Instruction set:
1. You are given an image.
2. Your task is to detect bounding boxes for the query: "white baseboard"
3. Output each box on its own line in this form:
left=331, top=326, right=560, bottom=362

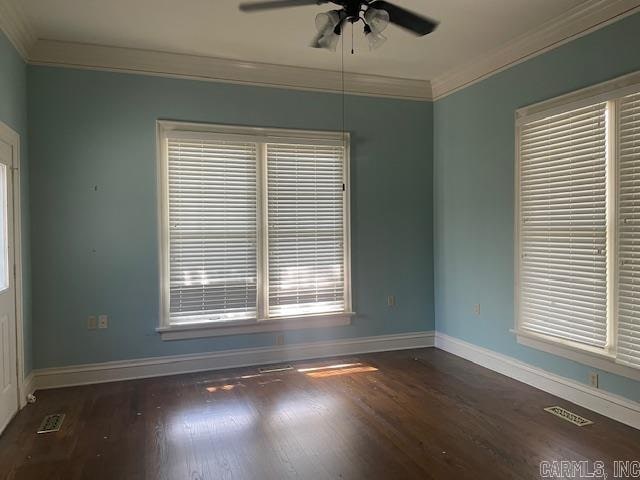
left=20, top=372, right=35, bottom=407
left=435, top=332, right=640, bottom=430
left=31, top=331, right=435, bottom=391
left=31, top=329, right=638, bottom=431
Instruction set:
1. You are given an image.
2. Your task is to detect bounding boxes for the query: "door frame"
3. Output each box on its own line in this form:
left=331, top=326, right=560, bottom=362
left=0, top=122, right=25, bottom=409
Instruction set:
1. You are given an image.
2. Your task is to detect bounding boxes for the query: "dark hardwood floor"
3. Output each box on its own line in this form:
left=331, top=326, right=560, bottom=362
left=0, top=348, right=638, bottom=479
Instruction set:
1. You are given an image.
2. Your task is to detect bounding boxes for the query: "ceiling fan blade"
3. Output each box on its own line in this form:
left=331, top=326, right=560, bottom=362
left=368, top=0, right=438, bottom=36
left=239, top=0, right=328, bottom=12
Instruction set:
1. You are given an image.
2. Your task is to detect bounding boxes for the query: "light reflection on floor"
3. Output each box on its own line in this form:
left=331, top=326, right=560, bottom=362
left=296, top=362, right=363, bottom=373
left=205, top=378, right=284, bottom=393
left=165, top=358, right=379, bottom=443
left=303, top=365, right=379, bottom=378
left=201, top=360, right=379, bottom=395
left=167, top=400, right=257, bottom=441
left=166, top=362, right=378, bottom=443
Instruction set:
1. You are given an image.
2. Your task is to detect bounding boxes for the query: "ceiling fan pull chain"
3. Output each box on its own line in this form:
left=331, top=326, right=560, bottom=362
left=351, top=22, right=354, bottom=54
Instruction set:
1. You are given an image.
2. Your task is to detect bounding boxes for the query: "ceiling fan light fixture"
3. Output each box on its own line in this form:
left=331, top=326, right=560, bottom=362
left=319, top=31, right=340, bottom=51
left=315, top=10, right=340, bottom=32
left=364, top=7, right=389, bottom=34
left=312, top=10, right=342, bottom=50
left=366, top=30, right=387, bottom=50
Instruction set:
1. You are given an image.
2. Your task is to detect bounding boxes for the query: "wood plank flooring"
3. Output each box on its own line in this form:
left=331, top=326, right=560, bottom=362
left=0, top=348, right=638, bottom=479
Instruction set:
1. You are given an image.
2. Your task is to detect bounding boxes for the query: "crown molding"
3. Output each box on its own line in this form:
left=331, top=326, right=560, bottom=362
left=3, top=0, right=639, bottom=102
left=28, top=39, right=433, bottom=101
left=431, top=0, right=640, bottom=100
left=0, top=0, right=36, bottom=60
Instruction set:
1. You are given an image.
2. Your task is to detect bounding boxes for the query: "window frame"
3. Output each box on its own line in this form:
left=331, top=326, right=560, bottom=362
left=156, top=120, right=353, bottom=340
left=514, top=71, right=640, bottom=381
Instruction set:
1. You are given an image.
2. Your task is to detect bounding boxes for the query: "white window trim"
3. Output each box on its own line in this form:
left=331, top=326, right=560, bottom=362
left=513, top=329, right=640, bottom=381
left=156, top=120, right=353, bottom=340
left=513, top=70, right=640, bottom=381
left=157, top=312, right=354, bottom=341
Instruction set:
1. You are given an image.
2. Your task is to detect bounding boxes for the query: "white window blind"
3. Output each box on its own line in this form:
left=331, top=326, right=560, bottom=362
left=267, top=143, right=346, bottom=317
left=167, top=138, right=258, bottom=324
left=617, top=92, right=640, bottom=367
left=519, top=103, right=608, bottom=348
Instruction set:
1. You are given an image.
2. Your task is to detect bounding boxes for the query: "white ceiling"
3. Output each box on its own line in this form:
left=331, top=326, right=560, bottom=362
left=19, top=0, right=587, bottom=81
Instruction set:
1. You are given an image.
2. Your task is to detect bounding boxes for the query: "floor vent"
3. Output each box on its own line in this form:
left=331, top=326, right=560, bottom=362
left=544, top=406, right=593, bottom=426
left=259, top=364, right=294, bottom=374
left=37, top=414, right=65, bottom=434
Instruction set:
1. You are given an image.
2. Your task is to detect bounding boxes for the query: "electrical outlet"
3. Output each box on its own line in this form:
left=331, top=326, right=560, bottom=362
left=276, top=335, right=285, bottom=346
left=387, top=295, right=396, bottom=307
left=589, top=371, right=599, bottom=388
left=98, top=315, right=108, bottom=329
left=473, top=304, right=481, bottom=315
left=87, top=316, right=97, bottom=330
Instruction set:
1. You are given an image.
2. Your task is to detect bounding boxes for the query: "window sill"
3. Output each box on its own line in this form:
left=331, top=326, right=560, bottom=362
left=157, top=312, right=355, bottom=341
left=513, top=329, right=640, bottom=382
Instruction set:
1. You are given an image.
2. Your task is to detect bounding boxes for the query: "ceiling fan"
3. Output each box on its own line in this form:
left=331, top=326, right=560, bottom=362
left=238, top=0, right=439, bottom=51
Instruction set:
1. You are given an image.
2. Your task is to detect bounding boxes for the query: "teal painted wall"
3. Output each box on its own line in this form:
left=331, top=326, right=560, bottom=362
left=27, top=66, right=435, bottom=368
left=434, top=12, right=640, bottom=402
left=0, top=32, right=31, bottom=375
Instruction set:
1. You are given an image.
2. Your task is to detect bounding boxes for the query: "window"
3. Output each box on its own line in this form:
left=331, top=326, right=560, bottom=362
left=157, top=122, right=352, bottom=338
left=515, top=72, right=640, bottom=378
left=617, top=91, right=640, bottom=368
left=266, top=143, right=347, bottom=318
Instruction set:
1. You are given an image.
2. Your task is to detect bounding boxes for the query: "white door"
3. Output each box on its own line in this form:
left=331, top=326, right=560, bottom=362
left=0, top=135, right=17, bottom=434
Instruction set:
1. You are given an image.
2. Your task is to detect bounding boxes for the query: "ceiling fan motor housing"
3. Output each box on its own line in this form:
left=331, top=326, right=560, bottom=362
left=344, top=0, right=367, bottom=22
